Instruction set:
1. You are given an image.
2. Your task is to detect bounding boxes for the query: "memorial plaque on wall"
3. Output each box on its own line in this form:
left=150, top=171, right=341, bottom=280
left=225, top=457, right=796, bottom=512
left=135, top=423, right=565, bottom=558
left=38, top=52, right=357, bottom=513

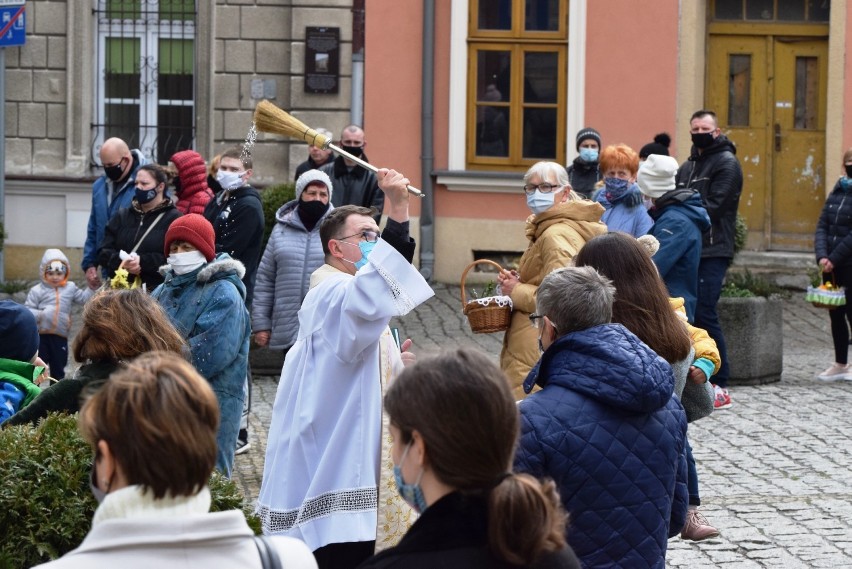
left=305, top=27, right=340, bottom=94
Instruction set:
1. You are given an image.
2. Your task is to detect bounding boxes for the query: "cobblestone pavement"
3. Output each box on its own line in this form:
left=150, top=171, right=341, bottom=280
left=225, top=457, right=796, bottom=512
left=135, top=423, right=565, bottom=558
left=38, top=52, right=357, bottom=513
left=205, top=284, right=852, bottom=566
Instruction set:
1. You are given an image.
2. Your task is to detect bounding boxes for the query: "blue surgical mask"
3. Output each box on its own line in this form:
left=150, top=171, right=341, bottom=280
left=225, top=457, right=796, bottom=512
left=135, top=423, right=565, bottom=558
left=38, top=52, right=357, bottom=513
left=341, top=239, right=376, bottom=270
left=526, top=190, right=556, bottom=215
left=579, top=147, right=599, bottom=162
left=393, top=441, right=428, bottom=514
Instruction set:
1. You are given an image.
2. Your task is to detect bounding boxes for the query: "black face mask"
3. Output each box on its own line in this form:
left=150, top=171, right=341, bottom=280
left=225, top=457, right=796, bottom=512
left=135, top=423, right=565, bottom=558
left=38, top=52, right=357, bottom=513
left=691, top=132, right=715, bottom=150
left=172, top=176, right=182, bottom=196
left=845, top=165, right=852, bottom=178
left=299, top=198, right=330, bottom=223
left=104, top=159, right=125, bottom=182
left=341, top=145, right=364, bottom=158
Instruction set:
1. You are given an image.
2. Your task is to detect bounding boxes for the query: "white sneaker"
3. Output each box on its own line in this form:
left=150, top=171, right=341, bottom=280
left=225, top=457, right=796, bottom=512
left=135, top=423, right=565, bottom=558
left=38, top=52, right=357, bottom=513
left=817, top=363, right=849, bottom=381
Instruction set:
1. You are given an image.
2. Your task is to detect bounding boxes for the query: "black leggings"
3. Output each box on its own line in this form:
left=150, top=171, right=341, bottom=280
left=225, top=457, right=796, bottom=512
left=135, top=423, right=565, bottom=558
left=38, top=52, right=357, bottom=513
left=826, top=265, right=852, bottom=364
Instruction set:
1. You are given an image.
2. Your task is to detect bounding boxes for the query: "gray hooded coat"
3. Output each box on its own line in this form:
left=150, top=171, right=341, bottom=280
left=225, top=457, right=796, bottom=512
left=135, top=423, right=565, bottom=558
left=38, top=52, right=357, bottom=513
left=251, top=199, right=331, bottom=350
left=25, top=249, right=94, bottom=337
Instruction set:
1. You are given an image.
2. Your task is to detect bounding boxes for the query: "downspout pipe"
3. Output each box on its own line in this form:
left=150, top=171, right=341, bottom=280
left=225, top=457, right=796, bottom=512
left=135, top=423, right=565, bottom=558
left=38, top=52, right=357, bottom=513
left=419, top=0, right=435, bottom=281
left=351, top=0, right=365, bottom=126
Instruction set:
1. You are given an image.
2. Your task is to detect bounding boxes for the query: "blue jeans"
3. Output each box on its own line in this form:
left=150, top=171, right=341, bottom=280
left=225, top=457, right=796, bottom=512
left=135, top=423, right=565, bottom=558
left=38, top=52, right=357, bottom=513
left=695, top=257, right=731, bottom=388
left=685, top=435, right=700, bottom=506
left=214, top=389, right=245, bottom=478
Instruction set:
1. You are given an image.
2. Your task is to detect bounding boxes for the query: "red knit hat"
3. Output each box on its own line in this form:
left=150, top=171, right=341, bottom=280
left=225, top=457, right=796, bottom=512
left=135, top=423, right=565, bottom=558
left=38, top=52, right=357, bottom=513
left=164, top=214, right=216, bottom=262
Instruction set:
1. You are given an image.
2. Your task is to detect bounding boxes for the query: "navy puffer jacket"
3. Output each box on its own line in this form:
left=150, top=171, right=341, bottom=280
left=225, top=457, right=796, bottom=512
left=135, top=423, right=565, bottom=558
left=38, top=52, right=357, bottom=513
left=815, top=178, right=852, bottom=268
left=515, top=324, right=688, bottom=569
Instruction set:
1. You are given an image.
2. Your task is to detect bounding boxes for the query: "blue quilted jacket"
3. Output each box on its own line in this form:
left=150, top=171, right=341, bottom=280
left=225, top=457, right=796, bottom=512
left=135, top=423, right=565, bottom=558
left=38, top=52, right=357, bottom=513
left=515, top=324, right=688, bottom=569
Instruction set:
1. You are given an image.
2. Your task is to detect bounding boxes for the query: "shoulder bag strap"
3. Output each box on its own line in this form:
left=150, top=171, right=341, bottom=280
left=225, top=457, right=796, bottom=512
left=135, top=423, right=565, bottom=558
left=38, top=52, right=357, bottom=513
left=129, top=211, right=167, bottom=254
left=253, top=535, right=283, bottom=569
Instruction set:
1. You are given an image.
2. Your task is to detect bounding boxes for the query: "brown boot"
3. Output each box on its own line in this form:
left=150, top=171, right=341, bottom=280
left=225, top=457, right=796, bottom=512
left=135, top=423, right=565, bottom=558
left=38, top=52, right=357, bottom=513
left=681, top=509, right=720, bottom=541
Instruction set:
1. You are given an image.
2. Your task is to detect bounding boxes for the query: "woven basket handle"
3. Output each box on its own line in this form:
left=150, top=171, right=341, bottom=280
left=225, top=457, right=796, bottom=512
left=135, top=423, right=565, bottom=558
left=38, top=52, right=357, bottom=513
left=460, top=259, right=505, bottom=310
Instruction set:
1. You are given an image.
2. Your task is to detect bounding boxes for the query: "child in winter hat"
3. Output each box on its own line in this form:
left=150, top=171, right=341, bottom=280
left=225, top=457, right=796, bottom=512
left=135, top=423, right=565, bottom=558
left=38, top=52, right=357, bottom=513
left=637, top=154, right=680, bottom=200
left=0, top=300, right=46, bottom=422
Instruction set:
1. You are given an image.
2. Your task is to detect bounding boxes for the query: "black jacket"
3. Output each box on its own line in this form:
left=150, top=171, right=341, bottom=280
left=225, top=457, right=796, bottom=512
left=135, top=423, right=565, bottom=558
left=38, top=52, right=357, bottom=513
left=815, top=179, right=852, bottom=268
left=321, top=154, right=384, bottom=222
left=6, top=360, right=119, bottom=426
left=675, top=134, right=743, bottom=259
left=358, top=492, right=580, bottom=569
left=203, top=185, right=265, bottom=308
left=566, top=157, right=601, bottom=200
left=98, top=199, right=182, bottom=291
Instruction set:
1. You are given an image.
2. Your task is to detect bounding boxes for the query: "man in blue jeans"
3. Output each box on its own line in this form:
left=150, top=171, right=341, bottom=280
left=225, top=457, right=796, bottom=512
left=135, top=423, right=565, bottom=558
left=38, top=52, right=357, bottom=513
left=676, top=110, right=743, bottom=409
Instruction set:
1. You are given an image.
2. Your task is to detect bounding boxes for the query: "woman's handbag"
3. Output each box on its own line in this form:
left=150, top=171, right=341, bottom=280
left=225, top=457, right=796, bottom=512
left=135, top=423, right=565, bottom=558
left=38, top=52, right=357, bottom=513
left=460, top=260, right=513, bottom=334
left=806, top=271, right=846, bottom=309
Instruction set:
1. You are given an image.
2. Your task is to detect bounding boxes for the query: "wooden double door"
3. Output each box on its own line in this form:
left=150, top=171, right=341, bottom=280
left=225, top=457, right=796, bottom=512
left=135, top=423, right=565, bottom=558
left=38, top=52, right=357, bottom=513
left=707, top=34, right=827, bottom=251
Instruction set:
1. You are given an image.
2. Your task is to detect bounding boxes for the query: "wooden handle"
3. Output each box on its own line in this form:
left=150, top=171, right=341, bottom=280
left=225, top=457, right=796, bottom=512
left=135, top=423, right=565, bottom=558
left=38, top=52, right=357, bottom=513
left=459, top=259, right=504, bottom=309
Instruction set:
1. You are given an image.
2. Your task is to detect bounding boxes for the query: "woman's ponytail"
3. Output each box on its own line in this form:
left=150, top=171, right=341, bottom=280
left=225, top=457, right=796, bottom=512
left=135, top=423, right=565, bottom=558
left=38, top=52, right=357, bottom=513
left=487, top=473, right=567, bottom=566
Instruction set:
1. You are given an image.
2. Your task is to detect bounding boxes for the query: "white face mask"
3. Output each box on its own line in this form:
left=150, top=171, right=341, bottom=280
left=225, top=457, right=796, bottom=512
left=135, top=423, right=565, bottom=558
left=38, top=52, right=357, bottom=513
left=167, top=250, right=207, bottom=275
left=216, top=170, right=245, bottom=190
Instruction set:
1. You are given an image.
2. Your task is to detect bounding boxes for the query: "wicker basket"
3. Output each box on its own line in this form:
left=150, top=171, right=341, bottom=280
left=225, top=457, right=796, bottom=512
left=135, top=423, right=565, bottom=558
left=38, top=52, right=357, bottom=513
left=807, top=271, right=847, bottom=310
left=460, top=260, right=512, bottom=334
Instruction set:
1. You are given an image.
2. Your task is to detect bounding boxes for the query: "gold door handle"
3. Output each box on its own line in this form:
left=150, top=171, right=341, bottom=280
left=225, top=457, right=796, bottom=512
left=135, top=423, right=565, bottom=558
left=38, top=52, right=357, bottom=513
left=775, top=123, right=781, bottom=151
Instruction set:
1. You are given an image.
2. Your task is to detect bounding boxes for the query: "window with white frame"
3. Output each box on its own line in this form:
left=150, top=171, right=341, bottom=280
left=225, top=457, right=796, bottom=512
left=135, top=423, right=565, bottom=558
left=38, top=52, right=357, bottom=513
left=92, top=0, right=196, bottom=164
left=467, top=0, right=568, bottom=171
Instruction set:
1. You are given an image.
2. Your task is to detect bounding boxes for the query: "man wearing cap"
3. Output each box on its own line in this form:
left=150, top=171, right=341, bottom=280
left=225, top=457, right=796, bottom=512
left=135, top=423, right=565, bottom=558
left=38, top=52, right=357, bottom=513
left=0, top=300, right=47, bottom=424
left=253, top=170, right=333, bottom=355
left=152, top=214, right=251, bottom=477
left=638, top=154, right=711, bottom=321
left=294, top=127, right=334, bottom=181
left=566, top=127, right=602, bottom=199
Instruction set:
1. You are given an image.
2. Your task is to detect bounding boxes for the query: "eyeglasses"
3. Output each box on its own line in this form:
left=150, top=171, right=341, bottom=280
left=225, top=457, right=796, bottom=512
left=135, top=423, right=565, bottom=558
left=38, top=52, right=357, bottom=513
left=523, top=183, right=560, bottom=195
left=336, top=230, right=380, bottom=243
left=529, top=313, right=545, bottom=329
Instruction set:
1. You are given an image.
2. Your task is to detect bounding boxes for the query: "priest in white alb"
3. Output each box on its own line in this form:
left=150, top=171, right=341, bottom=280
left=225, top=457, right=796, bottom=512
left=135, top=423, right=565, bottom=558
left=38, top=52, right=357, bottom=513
left=256, top=168, right=434, bottom=569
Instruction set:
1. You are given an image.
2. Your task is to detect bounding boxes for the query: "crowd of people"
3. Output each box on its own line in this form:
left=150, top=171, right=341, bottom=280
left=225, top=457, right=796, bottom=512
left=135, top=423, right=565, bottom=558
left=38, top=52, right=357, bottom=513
left=1, top=107, right=811, bottom=568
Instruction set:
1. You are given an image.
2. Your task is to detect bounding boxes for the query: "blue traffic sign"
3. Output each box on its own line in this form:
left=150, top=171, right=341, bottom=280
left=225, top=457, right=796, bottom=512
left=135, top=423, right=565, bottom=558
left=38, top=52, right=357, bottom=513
left=0, top=5, right=25, bottom=48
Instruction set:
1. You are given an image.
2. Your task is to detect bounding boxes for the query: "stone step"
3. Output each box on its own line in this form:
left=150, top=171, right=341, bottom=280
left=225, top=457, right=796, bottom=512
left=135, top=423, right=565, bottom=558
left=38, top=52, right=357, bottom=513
left=731, top=251, right=815, bottom=290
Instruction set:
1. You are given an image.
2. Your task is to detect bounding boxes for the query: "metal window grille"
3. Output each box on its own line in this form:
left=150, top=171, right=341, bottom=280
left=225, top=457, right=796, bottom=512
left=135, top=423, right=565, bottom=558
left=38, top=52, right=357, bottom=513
left=91, top=0, right=196, bottom=167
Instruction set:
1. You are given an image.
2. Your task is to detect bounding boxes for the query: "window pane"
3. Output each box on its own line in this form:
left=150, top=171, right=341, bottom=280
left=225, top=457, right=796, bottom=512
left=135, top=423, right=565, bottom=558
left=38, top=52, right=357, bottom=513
left=807, top=0, right=830, bottom=21
left=523, top=107, right=557, bottom=159
left=106, top=0, right=141, bottom=19
left=158, top=105, right=194, bottom=161
left=714, top=0, right=743, bottom=19
left=105, top=104, right=140, bottom=146
left=746, top=0, right=774, bottom=19
left=794, top=56, right=819, bottom=129
left=478, top=0, right=512, bottom=30
left=476, top=105, right=509, bottom=157
left=105, top=38, right=140, bottom=98
left=525, top=0, right=559, bottom=31
left=159, top=0, right=196, bottom=21
left=476, top=51, right=511, bottom=104
left=524, top=51, right=558, bottom=103
left=159, top=39, right=194, bottom=100
left=778, top=1, right=806, bottom=20
left=728, top=55, right=751, bottom=126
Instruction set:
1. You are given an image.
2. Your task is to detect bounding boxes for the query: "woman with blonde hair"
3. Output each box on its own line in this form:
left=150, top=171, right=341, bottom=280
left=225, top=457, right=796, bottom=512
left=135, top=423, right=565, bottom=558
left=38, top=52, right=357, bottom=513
left=358, top=349, right=579, bottom=569
left=36, top=351, right=316, bottom=568
left=497, top=161, right=607, bottom=397
left=6, top=289, right=186, bottom=426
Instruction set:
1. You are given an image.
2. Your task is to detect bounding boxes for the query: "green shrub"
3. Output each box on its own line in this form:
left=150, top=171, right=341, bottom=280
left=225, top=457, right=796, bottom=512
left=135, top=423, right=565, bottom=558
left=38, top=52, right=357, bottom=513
left=0, top=414, right=259, bottom=567
left=0, top=279, right=33, bottom=294
left=260, top=183, right=296, bottom=249
left=721, top=268, right=786, bottom=298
